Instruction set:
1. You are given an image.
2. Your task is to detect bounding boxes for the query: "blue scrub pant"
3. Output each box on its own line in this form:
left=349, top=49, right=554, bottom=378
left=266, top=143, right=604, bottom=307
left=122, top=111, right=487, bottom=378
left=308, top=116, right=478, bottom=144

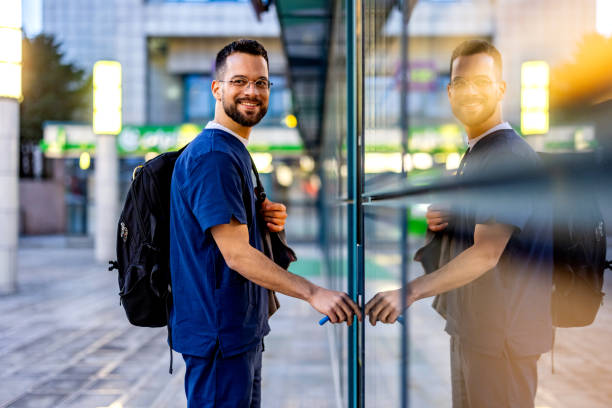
left=182, top=341, right=263, bottom=408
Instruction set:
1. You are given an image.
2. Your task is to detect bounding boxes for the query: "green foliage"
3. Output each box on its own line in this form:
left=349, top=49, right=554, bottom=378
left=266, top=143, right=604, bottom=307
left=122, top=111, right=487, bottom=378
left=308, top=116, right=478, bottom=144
left=20, top=34, right=91, bottom=144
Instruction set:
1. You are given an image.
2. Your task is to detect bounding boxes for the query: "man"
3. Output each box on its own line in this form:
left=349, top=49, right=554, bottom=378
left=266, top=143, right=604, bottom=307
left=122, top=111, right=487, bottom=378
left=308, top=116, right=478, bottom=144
left=365, top=40, right=553, bottom=407
left=169, top=39, right=361, bottom=407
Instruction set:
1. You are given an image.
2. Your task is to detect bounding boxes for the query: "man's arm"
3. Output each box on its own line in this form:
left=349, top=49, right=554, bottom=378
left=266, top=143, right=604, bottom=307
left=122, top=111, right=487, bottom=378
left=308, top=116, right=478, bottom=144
left=365, top=222, right=514, bottom=325
left=211, top=218, right=362, bottom=325
left=410, top=222, right=514, bottom=298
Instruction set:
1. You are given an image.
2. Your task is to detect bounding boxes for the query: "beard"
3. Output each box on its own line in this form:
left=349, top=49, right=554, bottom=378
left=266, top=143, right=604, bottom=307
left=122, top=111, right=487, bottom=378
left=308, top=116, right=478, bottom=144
left=222, top=95, right=268, bottom=127
left=451, top=97, right=497, bottom=127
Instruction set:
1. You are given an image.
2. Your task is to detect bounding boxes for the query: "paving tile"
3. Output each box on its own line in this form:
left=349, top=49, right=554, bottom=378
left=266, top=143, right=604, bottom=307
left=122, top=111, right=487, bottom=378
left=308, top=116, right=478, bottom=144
left=60, top=392, right=121, bottom=408
left=36, top=378, right=90, bottom=393
left=2, top=238, right=610, bottom=408
left=57, top=364, right=104, bottom=379
left=6, top=393, right=67, bottom=408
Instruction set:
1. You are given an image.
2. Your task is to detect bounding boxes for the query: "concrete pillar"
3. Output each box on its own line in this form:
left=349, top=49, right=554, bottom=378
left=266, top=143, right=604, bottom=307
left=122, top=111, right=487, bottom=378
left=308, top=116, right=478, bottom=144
left=0, top=98, right=19, bottom=294
left=94, top=134, right=119, bottom=263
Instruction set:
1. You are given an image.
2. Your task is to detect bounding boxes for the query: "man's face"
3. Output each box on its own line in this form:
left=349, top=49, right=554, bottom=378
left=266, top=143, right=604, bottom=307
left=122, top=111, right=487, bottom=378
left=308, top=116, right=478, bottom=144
left=213, top=52, right=269, bottom=127
left=447, top=53, right=505, bottom=127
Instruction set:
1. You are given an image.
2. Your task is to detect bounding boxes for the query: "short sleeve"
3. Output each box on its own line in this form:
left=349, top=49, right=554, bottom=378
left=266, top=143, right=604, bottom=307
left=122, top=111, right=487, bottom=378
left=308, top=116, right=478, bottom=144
left=183, top=151, right=247, bottom=233
left=472, top=151, right=535, bottom=231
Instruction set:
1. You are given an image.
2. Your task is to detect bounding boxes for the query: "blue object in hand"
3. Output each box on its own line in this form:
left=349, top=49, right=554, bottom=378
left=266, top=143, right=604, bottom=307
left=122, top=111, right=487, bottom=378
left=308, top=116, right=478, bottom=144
left=318, top=315, right=404, bottom=325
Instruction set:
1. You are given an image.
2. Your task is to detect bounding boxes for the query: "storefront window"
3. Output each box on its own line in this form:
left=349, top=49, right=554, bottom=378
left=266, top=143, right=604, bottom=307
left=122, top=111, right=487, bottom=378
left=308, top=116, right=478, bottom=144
left=320, top=0, right=612, bottom=406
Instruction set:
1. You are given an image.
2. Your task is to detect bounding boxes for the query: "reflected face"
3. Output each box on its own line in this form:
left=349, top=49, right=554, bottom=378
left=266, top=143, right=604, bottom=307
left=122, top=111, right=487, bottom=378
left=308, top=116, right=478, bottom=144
left=448, top=53, right=505, bottom=127
left=216, top=52, right=269, bottom=127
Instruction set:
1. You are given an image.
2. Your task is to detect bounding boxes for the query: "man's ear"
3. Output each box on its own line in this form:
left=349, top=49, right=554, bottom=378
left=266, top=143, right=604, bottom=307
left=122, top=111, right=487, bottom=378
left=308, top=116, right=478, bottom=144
left=497, top=80, right=507, bottom=99
left=447, top=83, right=452, bottom=101
left=211, top=80, right=222, bottom=101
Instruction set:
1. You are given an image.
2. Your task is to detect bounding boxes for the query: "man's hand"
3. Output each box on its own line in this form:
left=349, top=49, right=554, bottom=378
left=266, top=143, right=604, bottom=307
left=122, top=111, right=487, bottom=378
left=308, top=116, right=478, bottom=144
left=426, top=204, right=450, bottom=232
left=309, top=287, right=362, bottom=326
left=260, top=198, right=287, bottom=232
left=365, top=288, right=415, bottom=326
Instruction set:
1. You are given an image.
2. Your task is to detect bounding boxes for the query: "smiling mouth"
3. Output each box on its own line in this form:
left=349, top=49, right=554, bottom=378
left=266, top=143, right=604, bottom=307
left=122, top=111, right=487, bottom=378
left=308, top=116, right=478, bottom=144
left=461, top=102, right=483, bottom=109
left=238, top=100, right=260, bottom=108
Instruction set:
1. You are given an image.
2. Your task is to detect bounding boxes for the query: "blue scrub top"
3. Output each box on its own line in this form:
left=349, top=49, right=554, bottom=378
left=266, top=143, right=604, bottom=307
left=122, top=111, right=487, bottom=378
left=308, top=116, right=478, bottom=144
left=445, top=129, right=554, bottom=357
left=169, top=128, right=270, bottom=358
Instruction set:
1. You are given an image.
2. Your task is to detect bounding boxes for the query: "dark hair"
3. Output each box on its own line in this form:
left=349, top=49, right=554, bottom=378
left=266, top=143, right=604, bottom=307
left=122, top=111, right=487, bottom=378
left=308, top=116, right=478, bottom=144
left=215, top=39, right=269, bottom=79
left=449, top=39, right=502, bottom=79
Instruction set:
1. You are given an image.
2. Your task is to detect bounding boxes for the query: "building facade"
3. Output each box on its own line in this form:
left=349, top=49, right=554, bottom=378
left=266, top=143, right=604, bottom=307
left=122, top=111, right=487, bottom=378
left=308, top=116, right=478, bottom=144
left=34, top=0, right=316, bottom=238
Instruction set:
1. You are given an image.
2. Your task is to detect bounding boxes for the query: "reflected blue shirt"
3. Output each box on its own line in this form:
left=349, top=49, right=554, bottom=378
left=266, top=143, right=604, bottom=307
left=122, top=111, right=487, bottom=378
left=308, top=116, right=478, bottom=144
left=169, top=128, right=269, bottom=358
left=445, top=129, right=554, bottom=357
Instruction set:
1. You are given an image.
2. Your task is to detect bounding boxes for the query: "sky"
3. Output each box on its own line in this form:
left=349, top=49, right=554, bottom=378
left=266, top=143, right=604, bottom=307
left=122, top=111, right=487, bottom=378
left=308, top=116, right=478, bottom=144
left=597, top=0, right=612, bottom=37
left=22, top=0, right=42, bottom=37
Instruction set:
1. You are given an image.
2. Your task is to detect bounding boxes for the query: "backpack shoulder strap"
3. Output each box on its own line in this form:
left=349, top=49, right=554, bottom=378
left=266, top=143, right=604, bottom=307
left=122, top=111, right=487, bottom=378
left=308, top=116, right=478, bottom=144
left=249, top=154, right=266, bottom=205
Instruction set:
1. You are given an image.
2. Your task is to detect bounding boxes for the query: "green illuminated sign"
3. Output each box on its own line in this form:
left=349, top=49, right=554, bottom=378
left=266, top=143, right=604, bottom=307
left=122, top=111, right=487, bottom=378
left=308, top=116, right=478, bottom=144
left=41, top=122, right=304, bottom=157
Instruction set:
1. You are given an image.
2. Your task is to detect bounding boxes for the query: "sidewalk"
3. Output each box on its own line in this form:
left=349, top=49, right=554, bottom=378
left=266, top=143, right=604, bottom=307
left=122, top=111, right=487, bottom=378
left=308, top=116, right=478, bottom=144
left=0, top=238, right=336, bottom=408
left=1, top=236, right=611, bottom=407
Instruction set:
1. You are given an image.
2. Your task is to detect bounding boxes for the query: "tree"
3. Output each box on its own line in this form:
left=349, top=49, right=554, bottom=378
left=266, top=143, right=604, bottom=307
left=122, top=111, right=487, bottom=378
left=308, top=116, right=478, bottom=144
left=20, top=34, right=91, bottom=145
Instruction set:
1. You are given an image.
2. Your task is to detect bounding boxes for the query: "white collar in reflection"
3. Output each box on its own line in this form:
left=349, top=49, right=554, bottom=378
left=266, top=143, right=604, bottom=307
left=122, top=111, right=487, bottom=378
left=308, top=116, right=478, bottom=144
left=467, top=122, right=512, bottom=149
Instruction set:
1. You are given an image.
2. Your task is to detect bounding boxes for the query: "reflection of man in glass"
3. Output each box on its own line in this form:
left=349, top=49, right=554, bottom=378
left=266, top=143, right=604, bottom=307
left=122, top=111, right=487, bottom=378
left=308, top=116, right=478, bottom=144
left=366, top=40, right=553, bottom=408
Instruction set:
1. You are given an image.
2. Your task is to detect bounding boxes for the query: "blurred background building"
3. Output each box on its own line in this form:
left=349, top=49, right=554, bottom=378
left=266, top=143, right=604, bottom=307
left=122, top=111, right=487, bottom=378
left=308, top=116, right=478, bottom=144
left=22, top=0, right=317, bottom=242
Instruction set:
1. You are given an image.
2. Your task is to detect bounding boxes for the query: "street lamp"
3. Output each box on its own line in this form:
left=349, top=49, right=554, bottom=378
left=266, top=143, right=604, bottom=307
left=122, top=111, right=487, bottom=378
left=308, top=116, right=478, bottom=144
left=0, top=1, right=22, bottom=99
left=93, top=61, right=122, bottom=262
left=93, top=61, right=122, bottom=135
left=0, top=0, right=22, bottom=294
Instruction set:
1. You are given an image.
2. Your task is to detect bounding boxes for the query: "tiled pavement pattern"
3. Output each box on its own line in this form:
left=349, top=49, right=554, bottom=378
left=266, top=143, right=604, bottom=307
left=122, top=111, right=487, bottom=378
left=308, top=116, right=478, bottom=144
left=0, top=238, right=336, bottom=408
left=1, top=237, right=611, bottom=407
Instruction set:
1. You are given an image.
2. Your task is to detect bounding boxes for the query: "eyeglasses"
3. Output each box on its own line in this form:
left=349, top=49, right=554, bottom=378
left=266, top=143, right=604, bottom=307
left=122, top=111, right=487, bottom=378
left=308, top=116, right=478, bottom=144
left=218, top=76, right=273, bottom=90
left=449, top=77, right=495, bottom=91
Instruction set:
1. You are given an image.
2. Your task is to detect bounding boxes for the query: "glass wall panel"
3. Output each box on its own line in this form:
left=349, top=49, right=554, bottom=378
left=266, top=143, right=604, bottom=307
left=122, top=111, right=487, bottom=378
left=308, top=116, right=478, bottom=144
left=363, top=1, right=405, bottom=195
left=321, top=0, right=350, bottom=405
left=321, top=0, right=612, bottom=406
left=362, top=2, right=407, bottom=407
left=364, top=198, right=459, bottom=407
left=363, top=204, right=403, bottom=407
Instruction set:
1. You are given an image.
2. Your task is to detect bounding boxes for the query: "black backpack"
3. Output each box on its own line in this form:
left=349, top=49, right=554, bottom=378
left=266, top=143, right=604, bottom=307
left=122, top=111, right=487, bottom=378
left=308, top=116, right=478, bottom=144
left=109, top=145, right=186, bottom=372
left=110, top=146, right=187, bottom=328
left=541, top=152, right=610, bottom=327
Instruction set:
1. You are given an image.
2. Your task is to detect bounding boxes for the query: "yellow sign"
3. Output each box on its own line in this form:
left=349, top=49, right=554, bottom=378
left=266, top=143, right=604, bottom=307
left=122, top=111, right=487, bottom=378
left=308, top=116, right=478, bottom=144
left=93, top=61, right=122, bottom=135
left=79, top=152, right=91, bottom=170
left=521, top=61, right=549, bottom=135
